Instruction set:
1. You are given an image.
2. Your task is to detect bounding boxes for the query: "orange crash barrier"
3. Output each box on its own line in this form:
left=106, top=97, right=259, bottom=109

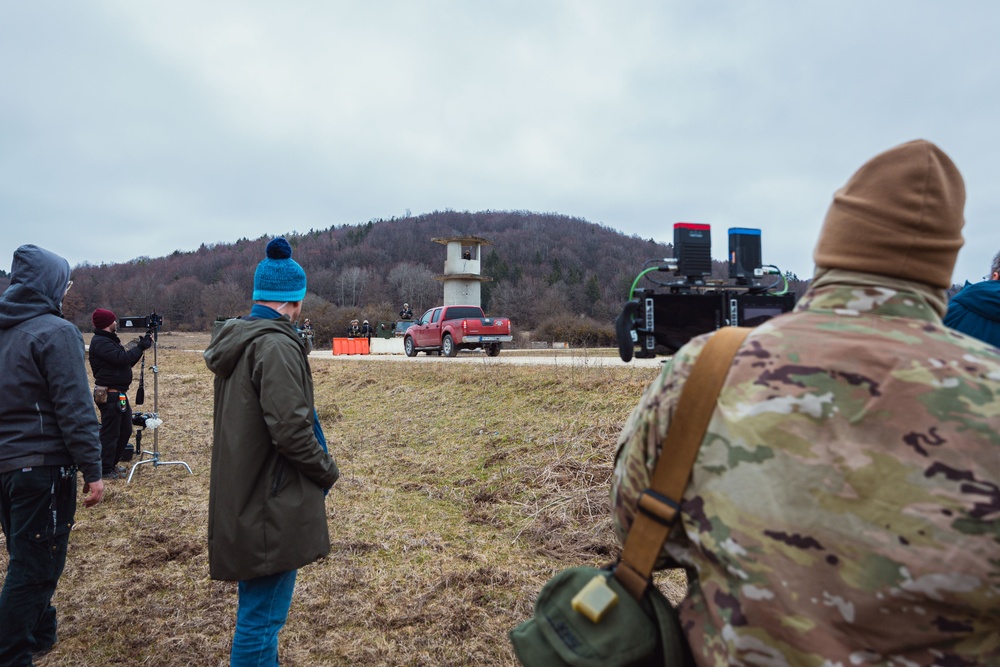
left=332, top=337, right=370, bottom=355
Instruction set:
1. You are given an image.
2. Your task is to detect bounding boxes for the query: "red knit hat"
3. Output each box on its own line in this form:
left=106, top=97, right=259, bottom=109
left=92, top=308, right=117, bottom=329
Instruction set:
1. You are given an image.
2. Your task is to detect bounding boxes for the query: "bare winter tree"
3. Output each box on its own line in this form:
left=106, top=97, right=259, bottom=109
left=387, top=263, right=439, bottom=313
left=202, top=282, right=248, bottom=321
left=412, top=271, right=441, bottom=313
left=164, top=277, right=205, bottom=329
left=117, top=275, right=162, bottom=316
left=309, top=268, right=338, bottom=302
left=336, top=266, right=369, bottom=307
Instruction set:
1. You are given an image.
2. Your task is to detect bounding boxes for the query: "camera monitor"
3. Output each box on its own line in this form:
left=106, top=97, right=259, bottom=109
left=629, top=290, right=797, bottom=357
left=736, top=293, right=797, bottom=327
left=637, top=292, right=725, bottom=355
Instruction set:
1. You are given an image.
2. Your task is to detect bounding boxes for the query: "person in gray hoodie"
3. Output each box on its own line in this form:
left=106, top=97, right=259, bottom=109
left=0, top=244, right=104, bottom=665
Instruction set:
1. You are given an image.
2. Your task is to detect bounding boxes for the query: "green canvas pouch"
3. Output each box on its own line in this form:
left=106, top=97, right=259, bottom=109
left=509, top=567, right=688, bottom=667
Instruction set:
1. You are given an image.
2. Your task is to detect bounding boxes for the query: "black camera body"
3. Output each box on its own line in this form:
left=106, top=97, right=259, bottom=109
left=618, top=289, right=796, bottom=360
left=119, top=312, right=162, bottom=332
left=616, top=224, right=797, bottom=361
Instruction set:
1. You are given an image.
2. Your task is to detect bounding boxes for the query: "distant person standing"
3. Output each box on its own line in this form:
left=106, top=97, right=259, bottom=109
left=347, top=319, right=362, bottom=337
left=944, top=250, right=1000, bottom=347
left=399, top=303, right=413, bottom=320
left=0, top=245, right=104, bottom=664
left=89, top=308, right=151, bottom=479
left=204, top=238, right=339, bottom=666
left=360, top=319, right=372, bottom=339
left=298, top=318, right=315, bottom=352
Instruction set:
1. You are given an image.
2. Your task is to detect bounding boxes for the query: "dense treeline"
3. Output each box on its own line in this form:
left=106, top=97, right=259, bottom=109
left=6, top=211, right=812, bottom=347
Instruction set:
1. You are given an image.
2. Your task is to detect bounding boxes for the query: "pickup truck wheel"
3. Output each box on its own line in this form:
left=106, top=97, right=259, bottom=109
left=404, top=336, right=417, bottom=357
left=486, top=343, right=501, bottom=357
left=442, top=334, right=457, bottom=357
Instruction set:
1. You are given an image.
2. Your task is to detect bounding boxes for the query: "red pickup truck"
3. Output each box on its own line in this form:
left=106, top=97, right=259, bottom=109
left=404, top=305, right=513, bottom=357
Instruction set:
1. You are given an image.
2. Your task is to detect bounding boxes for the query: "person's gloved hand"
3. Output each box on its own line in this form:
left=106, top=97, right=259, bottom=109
left=138, top=334, right=153, bottom=350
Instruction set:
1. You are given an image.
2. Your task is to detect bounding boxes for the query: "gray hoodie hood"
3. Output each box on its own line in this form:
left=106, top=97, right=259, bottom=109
left=0, top=244, right=100, bottom=482
left=0, top=245, right=71, bottom=330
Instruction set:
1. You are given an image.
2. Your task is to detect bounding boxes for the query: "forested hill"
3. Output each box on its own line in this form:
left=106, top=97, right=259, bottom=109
left=43, top=210, right=744, bottom=343
left=52, top=211, right=680, bottom=336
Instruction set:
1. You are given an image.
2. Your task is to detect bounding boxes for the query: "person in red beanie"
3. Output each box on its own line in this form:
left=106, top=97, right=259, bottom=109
left=89, top=308, right=151, bottom=479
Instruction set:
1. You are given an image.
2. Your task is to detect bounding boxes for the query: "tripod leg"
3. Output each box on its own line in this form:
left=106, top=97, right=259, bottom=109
left=126, top=458, right=155, bottom=484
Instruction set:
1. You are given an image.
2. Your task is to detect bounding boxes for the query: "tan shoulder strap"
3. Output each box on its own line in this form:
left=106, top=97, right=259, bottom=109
left=614, top=326, right=751, bottom=600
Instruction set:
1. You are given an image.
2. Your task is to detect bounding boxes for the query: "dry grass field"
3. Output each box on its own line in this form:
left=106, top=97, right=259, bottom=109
left=4, top=333, right=687, bottom=666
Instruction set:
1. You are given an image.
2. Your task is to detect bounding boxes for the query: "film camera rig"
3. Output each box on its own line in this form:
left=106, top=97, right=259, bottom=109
left=616, top=224, right=797, bottom=362
left=117, top=311, right=192, bottom=482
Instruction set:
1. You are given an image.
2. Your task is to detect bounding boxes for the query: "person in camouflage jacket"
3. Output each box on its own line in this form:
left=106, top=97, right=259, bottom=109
left=611, top=140, right=1000, bottom=665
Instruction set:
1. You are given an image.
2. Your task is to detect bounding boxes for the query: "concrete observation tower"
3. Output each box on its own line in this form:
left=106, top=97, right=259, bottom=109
left=432, top=236, right=492, bottom=307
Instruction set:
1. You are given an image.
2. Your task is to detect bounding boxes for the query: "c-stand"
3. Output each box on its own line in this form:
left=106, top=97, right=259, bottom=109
left=118, top=313, right=193, bottom=483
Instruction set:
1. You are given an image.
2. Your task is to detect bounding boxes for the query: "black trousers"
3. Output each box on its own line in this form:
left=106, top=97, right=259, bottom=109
left=0, top=465, right=77, bottom=666
left=98, top=393, right=132, bottom=473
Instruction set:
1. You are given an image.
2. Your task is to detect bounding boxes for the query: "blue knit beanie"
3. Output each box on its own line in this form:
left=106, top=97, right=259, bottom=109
left=253, top=238, right=307, bottom=301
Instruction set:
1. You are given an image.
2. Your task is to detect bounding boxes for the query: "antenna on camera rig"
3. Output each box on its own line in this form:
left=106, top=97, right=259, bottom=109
left=116, top=312, right=193, bottom=483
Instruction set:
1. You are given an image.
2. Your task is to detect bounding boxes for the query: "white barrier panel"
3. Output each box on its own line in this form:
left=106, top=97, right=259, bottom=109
left=369, top=337, right=405, bottom=355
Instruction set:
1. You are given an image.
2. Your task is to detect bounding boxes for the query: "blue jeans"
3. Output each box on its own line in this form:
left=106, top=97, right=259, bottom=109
left=230, top=570, right=298, bottom=667
left=0, top=466, right=77, bottom=667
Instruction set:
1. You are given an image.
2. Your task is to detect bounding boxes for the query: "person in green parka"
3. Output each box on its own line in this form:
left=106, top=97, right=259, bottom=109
left=204, top=237, right=339, bottom=667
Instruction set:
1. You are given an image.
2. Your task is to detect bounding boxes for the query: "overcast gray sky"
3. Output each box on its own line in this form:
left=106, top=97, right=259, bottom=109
left=2, top=1, right=998, bottom=284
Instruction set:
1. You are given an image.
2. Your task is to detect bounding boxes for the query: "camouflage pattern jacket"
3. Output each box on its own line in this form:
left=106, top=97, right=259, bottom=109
left=611, top=273, right=1000, bottom=666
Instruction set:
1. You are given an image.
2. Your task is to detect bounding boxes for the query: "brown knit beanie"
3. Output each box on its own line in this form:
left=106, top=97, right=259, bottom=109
left=813, top=139, right=965, bottom=289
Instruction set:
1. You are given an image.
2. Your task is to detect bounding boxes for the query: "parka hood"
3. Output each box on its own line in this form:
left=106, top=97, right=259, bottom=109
left=203, top=316, right=303, bottom=379
left=0, top=245, right=72, bottom=330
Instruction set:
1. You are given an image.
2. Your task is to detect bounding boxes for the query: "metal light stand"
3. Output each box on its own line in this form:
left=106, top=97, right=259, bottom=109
left=127, top=323, right=193, bottom=483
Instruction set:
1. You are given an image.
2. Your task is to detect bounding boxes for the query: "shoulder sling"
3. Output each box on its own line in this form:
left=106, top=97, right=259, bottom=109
left=614, top=326, right=751, bottom=599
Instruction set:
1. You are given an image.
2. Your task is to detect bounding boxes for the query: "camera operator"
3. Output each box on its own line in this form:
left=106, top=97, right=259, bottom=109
left=89, top=308, right=151, bottom=479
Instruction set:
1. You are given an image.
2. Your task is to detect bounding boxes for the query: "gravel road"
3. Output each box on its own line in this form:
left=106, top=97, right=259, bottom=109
left=308, top=350, right=666, bottom=368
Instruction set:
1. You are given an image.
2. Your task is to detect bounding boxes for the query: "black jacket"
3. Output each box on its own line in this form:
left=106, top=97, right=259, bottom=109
left=0, top=245, right=102, bottom=482
left=89, top=328, right=144, bottom=392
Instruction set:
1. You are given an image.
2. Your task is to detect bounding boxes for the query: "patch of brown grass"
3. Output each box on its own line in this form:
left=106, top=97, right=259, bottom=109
left=1, top=348, right=687, bottom=666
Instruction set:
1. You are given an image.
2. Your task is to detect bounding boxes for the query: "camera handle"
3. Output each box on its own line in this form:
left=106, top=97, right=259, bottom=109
left=615, top=300, right=640, bottom=363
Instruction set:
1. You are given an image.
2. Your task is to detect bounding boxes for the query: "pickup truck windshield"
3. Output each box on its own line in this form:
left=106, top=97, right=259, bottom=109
left=443, top=307, right=485, bottom=321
